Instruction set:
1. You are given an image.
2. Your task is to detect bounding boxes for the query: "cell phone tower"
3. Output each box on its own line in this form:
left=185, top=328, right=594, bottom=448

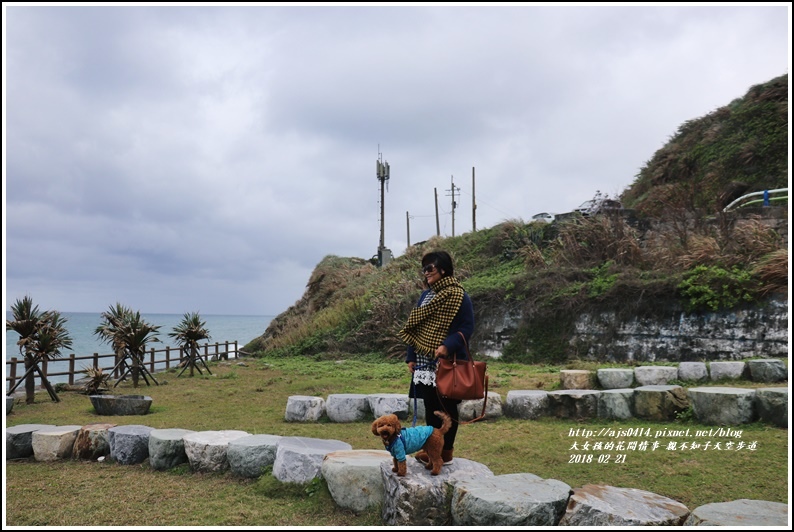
left=376, top=148, right=392, bottom=267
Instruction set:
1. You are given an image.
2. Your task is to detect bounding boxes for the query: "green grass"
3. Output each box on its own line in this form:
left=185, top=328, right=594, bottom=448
left=4, top=355, right=789, bottom=526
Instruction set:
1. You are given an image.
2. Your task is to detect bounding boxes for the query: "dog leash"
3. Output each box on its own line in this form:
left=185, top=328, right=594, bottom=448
left=409, top=360, right=436, bottom=427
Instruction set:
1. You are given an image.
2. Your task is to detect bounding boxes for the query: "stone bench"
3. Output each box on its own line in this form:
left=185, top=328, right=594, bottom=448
left=678, top=361, right=708, bottom=382
left=596, top=368, right=635, bottom=389
left=284, top=395, right=326, bottom=422
left=380, top=457, right=494, bottom=525
left=72, top=423, right=117, bottom=460
left=325, top=394, right=372, bottom=422
left=272, top=436, right=352, bottom=484
left=754, top=387, right=788, bottom=428
left=183, top=430, right=251, bottom=472
left=687, top=387, right=756, bottom=425
left=227, top=434, right=283, bottom=478
left=367, top=393, right=410, bottom=420
left=89, top=394, right=153, bottom=416
left=745, top=359, right=787, bottom=383
left=597, top=388, right=635, bottom=420
left=458, top=391, right=503, bottom=421
left=559, top=484, right=690, bottom=526
left=6, top=424, right=56, bottom=459
left=504, top=390, right=549, bottom=419
left=32, top=425, right=83, bottom=461
left=684, top=498, right=788, bottom=526
left=546, top=390, right=600, bottom=419
left=634, top=366, right=679, bottom=386
left=148, top=428, right=195, bottom=471
left=451, top=473, right=572, bottom=526
left=109, top=425, right=154, bottom=465
left=560, top=369, right=595, bottom=390
left=709, top=361, right=746, bottom=381
left=633, top=385, right=689, bottom=421
left=321, top=449, right=393, bottom=513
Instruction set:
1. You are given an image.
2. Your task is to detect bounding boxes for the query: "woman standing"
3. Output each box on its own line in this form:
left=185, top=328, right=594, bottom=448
left=398, top=250, right=474, bottom=465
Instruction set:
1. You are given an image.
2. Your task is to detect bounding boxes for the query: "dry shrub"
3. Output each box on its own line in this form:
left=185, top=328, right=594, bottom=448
left=675, top=234, right=720, bottom=269
left=519, top=243, right=546, bottom=269
left=723, top=217, right=784, bottom=264
left=550, top=216, right=644, bottom=267
left=753, top=249, right=788, bottom=295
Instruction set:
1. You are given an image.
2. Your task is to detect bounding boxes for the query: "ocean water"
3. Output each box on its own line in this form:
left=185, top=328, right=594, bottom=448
left=5, top=312, right=273, bottom=386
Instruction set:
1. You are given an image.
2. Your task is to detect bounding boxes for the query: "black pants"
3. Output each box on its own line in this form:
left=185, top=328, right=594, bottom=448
left=414, top=382, right=460, bottom=450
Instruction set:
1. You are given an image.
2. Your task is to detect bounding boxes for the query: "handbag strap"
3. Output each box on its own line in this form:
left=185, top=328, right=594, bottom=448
left=436, top=332, right=489, bottom=424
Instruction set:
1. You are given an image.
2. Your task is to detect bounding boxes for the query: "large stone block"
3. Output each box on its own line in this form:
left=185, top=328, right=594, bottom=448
left=633, top=385, right=689, bottom=421
left=183, top=430, right=250, bottom=472
left=367, top=393, right=410, bottom=420
left=322, top=449, right=393, bottom=513
left=72, top=423, right=117, bottom=460
left=227, top=434, right=283, bottom=478
left=745, top=359, right=787, bottom=383
left=546, top=390, right=600, bottom=420
left=284, top=395, right=326, bottom=422
left=380, top=457, right=494, bottom=525
left=559, top=484, right=690, bottom=526
left=560, top=370, right=595, bottom=390
left=451, top=473, right=571, bottom=526
left=754, top=387, right=788, bottom=428
left=684, top=499, right=788, bottom=526
left=148, top=428, right=195, bottom=471
left=504, top=390, right=549, bottom=419
left=597, top=389, right=635, bottom=420
left=596, top=368, right=635, bottom=389
left=6, top=424, right=57, bottom=460
left=678, top=362, right=708, bottom=382
left=709, top=361, right=746, bottom=381
left=459, top=391, right=502, bottom=421
left=109, top=425, right=154, bottom=465
left=32, top=425, right=83, bottom=461
left=272, top=436, right=352, bottom=484
left=325, top=394, right=372, bottom=423
left=687, top=387, right=756, bottom=426
left=634, top=366, right=679, bottom=386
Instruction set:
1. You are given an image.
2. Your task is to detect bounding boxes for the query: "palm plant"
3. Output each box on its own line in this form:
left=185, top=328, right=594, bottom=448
left=94, top=304, right=161, bottom=388
left=119, top=310, right=162, bottom=388
left=6, top=296, right=73, bottom=403
left=94, top=302, right=134, bottom=375
left=169, top=311, right=212, bottom=377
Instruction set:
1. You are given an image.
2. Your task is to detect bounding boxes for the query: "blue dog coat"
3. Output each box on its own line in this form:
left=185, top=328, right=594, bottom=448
left=385, top=425, right=435, bottom=462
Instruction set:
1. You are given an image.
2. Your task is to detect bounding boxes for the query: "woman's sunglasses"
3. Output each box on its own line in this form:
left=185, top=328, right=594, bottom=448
left=421, top=264, right=437, bottom=274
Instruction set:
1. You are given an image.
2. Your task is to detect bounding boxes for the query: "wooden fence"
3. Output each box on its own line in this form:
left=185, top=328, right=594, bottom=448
left=5, top=341, right=239, bottom=391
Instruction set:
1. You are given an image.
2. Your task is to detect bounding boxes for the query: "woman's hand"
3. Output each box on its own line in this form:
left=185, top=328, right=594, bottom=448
left=435, top=345, right=449, bottom=358
left=407, top=361, right=416, bottom=373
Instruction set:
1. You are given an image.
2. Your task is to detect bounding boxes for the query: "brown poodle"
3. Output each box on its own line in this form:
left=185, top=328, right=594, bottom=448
left=371, top=410, right=451, bottom=476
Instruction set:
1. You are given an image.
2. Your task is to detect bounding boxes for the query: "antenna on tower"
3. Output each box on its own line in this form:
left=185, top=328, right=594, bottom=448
left=375, top=146, right=393, bottom=268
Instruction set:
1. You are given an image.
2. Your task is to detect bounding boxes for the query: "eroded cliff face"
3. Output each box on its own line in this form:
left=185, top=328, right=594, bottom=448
left=474, top=294, right=788, bottom=363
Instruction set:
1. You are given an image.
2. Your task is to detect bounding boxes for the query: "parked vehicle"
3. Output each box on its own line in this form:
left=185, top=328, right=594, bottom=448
left=531, top=212, right=556, bottom=223
left=574, top=198, right=623, bottom=216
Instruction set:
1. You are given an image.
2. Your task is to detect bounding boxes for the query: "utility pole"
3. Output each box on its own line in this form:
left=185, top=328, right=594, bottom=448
left=434, top=187, right=440, bottom=236
left=447, top=175, right=460, bottom=237
left=376, top=148, right=392, bottom=267
left=406, top=211, right=410, bottom=248
left=472, top=166, right=477, bottom=232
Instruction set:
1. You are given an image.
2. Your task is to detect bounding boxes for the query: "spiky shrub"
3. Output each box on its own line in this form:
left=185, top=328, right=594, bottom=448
left=82, top=366, right=110, bottom=395
left=752, top=249, right=788, bottom=296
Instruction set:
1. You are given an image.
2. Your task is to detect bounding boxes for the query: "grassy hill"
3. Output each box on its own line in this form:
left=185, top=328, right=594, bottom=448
left=245, top=74, right=788, bottom=362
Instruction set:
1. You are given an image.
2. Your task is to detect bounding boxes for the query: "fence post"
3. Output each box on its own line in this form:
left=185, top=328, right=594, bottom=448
left=149, top=348, right=156, bottom=373
left=165, top=346, right=171, bottom=370
left=68, top=354, right=76, bottom=385
left=93, top=353, right=100, bottom=372
left=9, top=357, right=18, bottom=392
left=41, top=358, right=48, bottom=389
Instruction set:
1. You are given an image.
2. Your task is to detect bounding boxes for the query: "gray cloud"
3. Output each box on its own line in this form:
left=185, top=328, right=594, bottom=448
left=3, top=3, right=790, bottom=315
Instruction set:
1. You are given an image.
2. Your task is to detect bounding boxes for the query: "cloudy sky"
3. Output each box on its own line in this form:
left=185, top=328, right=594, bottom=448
left=2, top=3, right=790, bottom=317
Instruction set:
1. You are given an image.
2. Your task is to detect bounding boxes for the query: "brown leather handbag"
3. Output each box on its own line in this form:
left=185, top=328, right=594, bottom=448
left=436, top=332, right=488, bottom=402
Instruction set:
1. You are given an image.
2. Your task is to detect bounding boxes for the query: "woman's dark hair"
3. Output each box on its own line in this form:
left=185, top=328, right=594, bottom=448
left=422, top=250, right=454, bottom=277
